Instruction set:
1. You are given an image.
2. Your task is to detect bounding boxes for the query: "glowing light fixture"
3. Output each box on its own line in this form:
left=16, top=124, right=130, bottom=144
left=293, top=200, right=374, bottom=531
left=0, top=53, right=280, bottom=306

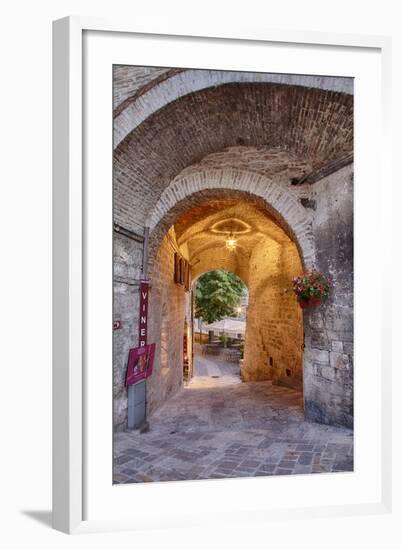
left=225, top=232, right=237, bottom=251
left=224, top=215, right=239, bottom=251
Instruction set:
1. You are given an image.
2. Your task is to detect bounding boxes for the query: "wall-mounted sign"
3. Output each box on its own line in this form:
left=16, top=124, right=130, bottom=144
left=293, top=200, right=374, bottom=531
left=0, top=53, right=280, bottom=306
left=139, top=280, right=149, bottom=347
left=125, top=279, right=155, bottom=386
left=125, top=343, right=156, bottom=386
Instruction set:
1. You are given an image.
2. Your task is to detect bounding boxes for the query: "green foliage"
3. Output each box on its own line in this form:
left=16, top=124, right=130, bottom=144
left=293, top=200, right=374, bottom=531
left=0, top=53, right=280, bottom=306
left=195, top=270, right=245, bottom=324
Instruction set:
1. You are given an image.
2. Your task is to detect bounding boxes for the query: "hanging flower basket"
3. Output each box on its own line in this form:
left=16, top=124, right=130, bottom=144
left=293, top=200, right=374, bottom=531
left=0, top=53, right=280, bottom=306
left=292, top=270, right=332, bottom=309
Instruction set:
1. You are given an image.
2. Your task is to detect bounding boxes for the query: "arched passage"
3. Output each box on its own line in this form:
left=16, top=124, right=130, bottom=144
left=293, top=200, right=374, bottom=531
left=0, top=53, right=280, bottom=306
left=145, top=191, right=304, bottom=415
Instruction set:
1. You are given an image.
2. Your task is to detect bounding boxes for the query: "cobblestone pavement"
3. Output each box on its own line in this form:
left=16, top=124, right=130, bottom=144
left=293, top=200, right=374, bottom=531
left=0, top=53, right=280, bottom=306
left=192, top=349, right=241, bottom=381
left=114, top=359, right=353, bottom=483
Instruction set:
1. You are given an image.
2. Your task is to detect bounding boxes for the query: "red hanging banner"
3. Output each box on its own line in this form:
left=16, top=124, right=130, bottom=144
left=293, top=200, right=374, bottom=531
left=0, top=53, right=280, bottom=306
left=138, top=279, right=149, bottom=347
left=125, top=280, right=155, bottom=386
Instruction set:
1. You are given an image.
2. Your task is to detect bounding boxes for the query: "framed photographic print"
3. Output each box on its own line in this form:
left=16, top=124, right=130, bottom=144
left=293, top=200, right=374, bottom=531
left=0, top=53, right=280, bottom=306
left=52, top=17, right=392, bottom=534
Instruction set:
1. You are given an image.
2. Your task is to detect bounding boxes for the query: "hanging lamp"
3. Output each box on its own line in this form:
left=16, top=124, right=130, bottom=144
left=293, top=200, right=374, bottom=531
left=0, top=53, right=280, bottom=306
left=225, top=217, right=237, bottom=251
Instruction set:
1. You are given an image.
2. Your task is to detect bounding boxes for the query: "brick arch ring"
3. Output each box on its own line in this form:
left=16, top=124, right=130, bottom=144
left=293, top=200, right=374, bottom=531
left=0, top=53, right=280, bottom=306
left=114, top=69, right=353, bottom=147
left=146, top=167, right=316, bottom=272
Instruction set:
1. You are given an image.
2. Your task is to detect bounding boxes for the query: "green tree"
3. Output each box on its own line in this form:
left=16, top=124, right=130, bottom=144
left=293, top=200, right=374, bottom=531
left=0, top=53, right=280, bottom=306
left=195, top=270, right=245, bottom=324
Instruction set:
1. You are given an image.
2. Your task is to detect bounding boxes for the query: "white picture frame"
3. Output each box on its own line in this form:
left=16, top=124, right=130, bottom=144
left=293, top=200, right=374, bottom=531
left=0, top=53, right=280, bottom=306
left=52, top=16, right=392, bottom=534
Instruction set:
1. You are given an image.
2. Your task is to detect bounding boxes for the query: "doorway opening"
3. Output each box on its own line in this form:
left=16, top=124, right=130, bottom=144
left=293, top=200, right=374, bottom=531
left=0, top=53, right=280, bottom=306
left=192, top=269, right=247, bottom=386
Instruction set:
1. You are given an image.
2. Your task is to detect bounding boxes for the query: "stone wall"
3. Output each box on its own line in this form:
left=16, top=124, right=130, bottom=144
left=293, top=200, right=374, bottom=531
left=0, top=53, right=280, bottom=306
left=303, top=164, right=354, bottom=428
left=113, top=231, right=144, bottom=431
left=243, top=240, right=303, bottom=389
left=146, top=229, right=187, bottom=415
left=113, top=66, right=174, bottom=111
left=113, top=228, right=191, bottom=430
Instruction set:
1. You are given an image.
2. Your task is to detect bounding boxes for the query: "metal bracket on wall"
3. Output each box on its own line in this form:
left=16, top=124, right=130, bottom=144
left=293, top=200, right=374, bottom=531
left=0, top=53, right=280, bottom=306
left=114, top=223, right=145, bottom=243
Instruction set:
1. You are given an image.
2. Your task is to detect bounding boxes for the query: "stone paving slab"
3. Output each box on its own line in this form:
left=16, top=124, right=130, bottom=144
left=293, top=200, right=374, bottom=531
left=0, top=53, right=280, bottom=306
left=114, top=378, right=353, bottom=483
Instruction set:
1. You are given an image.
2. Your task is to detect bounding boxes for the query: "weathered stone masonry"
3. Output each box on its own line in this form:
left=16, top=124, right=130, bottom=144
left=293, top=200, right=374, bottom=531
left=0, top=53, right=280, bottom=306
left=146, top=229, right=187, bottom=416
left=113, top=231, right=144, bottom=430
left=303, top=165, right=354, bottom=428
left=243, top=239, right=303, bottom=389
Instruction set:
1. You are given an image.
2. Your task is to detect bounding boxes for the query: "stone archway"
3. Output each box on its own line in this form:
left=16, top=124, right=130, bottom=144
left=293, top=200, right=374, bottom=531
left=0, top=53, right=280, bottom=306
left=146, top=167, right=316, bottom=270
left=113, top=81, right=353, bottom=234
left=146, top=188, right=305, bottom=414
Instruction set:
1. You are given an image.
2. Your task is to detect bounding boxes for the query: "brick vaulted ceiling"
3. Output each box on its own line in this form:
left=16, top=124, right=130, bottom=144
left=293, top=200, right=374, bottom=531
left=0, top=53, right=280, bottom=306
left=171, top=197, right=294, bottom=284
left=113, top=75, right=353, bottom=233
